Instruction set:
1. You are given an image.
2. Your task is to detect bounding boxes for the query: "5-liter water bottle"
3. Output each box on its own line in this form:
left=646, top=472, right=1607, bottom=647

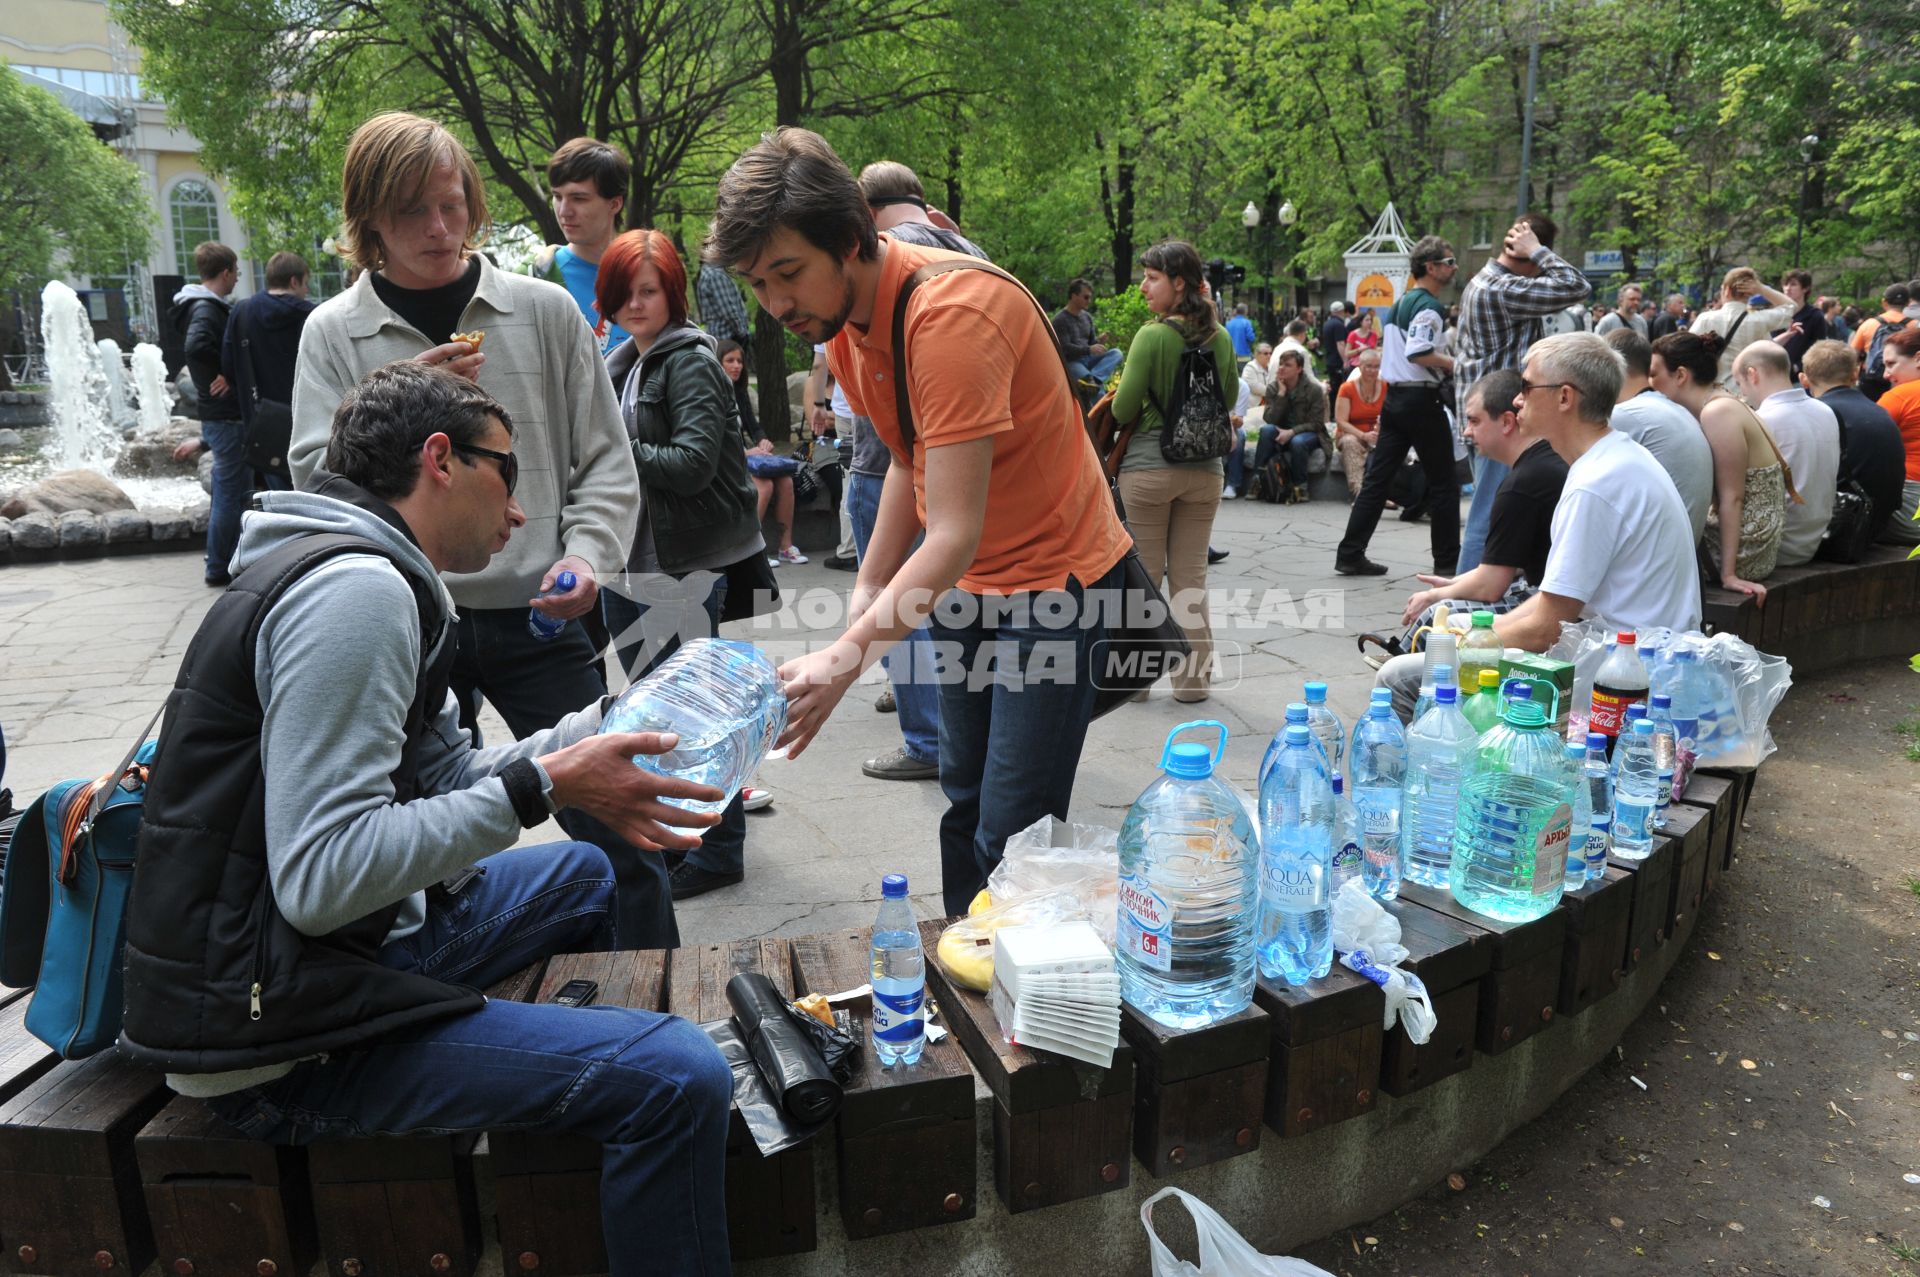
left=1646, top=693, right=1678, bottom=826
left=528, top=570, right=578, bottom=640
left=1351, top=689, right=1409, bottom=902
left=1330, top=772, right=1361, bottom=893
left=1582, top=731, right=1614, bottom=839
left=1303, top=681, right=1346, bottom=772
left=1611, top=719, right=1661, bottom=860
left=1457, top=611, right=1503, bottom=692
left=1260, top=703, right=1329, bottom=790
left=871, top=874, right=925, bottom=1067
left=1416, top=632, right=1459, bottom=723
left=1256, top=724, right=1334, bottom=986
left=1402, top=682, right=1477, bottom=888
left=1563, top=740, right=1592, bottom=891
left=1450, top=681, right=1573, bottom=922
left=599, top=638, right=788, bottom=825
left=1118, top=721, right=1260, bottom=1028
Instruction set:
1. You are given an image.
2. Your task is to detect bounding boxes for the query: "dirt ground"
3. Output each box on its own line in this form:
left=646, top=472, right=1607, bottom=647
left=1287, top=658, right=1920, bottom=1277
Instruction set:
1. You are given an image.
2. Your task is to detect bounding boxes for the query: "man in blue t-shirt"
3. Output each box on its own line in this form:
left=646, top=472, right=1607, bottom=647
left=529, top=137, right=630, bottom=356
left=1226, top=303, right=1256, bottom=366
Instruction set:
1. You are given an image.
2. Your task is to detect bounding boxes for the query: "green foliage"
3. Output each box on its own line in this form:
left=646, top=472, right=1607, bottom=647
left=0, top=69, right=153, bottom=300
left=1094, top=289, right=1155, bottom=358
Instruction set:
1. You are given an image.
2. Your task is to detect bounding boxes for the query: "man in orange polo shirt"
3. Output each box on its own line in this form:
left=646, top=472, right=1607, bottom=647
left=704, top=128, right=1132, bottom=915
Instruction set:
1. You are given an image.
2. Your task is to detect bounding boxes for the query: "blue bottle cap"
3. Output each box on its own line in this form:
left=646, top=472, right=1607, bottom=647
left=1165, top=741, right=1213, bottom=779
left=1436, top=685, right=1458, bottom=704
left=882, top=873, right=909, bottom=898
left=1370, top=687, right=1393, bottom=703
left=1626, top=703, right=1647, bottom=721
left=1632, top=719, right=1655, bottom=735
left=1586, top=732, right=1608, bottom=750
left=1284, top=724, right=1312, bottom=747
left=556, top=570, right=577, bottom=591
left=1285, top=702, right=1309, bottom=723
left=1565, top=741, right=1584, bottom=757
left=1304, top=681, right=1329, bottom=703
left=1652, top=693, right=1671, bottom=709
left=1331, top=771, right=1345, bottom=794
left=1429, top=663, right=1454, bottom=685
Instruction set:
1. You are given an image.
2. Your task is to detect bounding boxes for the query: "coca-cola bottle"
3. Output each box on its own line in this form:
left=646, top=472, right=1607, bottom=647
left=1588, top=631, right=1648, bottom=752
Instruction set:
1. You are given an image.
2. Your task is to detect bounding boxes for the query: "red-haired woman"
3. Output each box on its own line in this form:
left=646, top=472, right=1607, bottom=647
left=599, top=228, right=767, bottom=900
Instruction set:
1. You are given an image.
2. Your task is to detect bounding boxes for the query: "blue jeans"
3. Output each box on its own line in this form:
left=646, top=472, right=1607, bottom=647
left=1066, top=349, right=1123, bottom=386
left=845, top=471, right=939, bottom=765
left=1253, top=427, right=1325, bottom=486
left=1225, top=436, right=1247, bottom=491
left=203, top=843, right=733, bottom=1277
left=1456, top=453, right=1511, bottom=574
left=926, top=559, right=1122, bottom=917
left=449, top=606, right=675, bottom=949
left=201, top=417, right=251, bottom=581
left=601, top=576, right=749, bottom=879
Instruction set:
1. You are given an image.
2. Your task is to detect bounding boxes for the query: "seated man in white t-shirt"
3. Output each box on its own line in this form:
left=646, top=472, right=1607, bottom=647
left=1495, top=333, right=1702, bottom=652
left=1734, top=340, right=1840, bottom=567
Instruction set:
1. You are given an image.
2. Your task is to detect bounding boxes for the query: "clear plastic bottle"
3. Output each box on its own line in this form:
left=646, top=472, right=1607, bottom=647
left=1450, top=682, right=1573, bottom=922
left=1416, top=631, right=1459, bottom=723
left=1456, top=610, right=1503, bottom=693
left=1414, top=659, right=1459, bottom=725
left=1259, top=702, right=1329, bottom=791
left=1662, top=648, right=1717, bottom=797
left=1330, top=771, right=1361, bottom=894
left=1610, top=719, right=1661, bottom=860
left=1118, top=721, right=1260, bottom=1027
left=1582, top=731, right=1614, bottom=842
left=1563, top=740, right=1592, bottom=892
left=1462, top=668, right=1505, bottom=734
left=1302, top=681, right=1346, bottom=773
left=599, top=638, right=787, bottom=824
left=528, top=570, right=578, bottom=640
left=1350, top=689, right=1409, bottom=902
left=1646, top=693, right=1678, bottom=825
left=1584, top=811, right=1610, bottom=883
left=1590, top=631, right=1649, bottom=750
left=1401, top=682, right=1477, bottom=889
left=871, top=873, right=926, bottom=1067
left=1256, top=724, right=1334, bottom=986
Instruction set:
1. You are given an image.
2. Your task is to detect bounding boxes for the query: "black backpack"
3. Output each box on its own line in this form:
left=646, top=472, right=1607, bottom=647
left=1862, top=316, right=1913, bottom=399
left=1147, top=325, right=1233, bottom=463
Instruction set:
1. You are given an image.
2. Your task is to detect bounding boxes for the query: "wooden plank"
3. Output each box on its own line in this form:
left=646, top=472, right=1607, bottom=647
left=1120, top=1001, right=1267, bottom=1177
left=0, top=995, right=58, bottom=1107
left=482, top=958, right=548, bottom=1007
left=1399, top=882, right=1567, bottom=1056
left=1377, top=897, right=1493, bottom=1096
left=1608, top=829, right=1677, bottom=972
left=1680, top=772, right=1737, bottom=877
left=308, top=1136, right=481, bottom=1277
left=0, top=1051, right=168, bottom=1277
left=1252, top=968, right=1381, bottom=1139
left=789, top=928, right=975, bottom=1239
left=137, top=1096, right=316, bottom=1277
left=1658, top=799, right=1712, bottom=944
left=1556, top=866, right=1633, bottom=1017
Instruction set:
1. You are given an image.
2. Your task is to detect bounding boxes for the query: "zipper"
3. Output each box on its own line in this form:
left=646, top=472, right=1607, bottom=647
left=249, top=891, right=272, bottom=1023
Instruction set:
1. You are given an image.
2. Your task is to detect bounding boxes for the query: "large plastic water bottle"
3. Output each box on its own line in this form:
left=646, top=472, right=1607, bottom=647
left=1350, top=689, right=1408, bottom=902
left=1303, top=681, right=1346, bottom=772
left=599, top=638, right=788, bottom=824
left=1582, top=731, right=1614, bottom=841
left=1610, top=719, right=1661, bottom=860
left=1117, top=721, right=1260, bottom=1028
left=528, top=570, right=578, bottom=640
left=1450, top=681, right=1573, bottom=922
left=1563, top=740, right=1592, bottom=891
left=1330, top=772, right=1361, bottom=893
left=1259, top=702, right=1329, bottom=790
left=1662, top=648, right=1715, bottom=796
left=1456, top=610, right=1503, bottom=692
left=1646, top=693, right=1678, bottom=826
left=871, top=873, right=926, bottom=1067
left=1401, top=682, right=1477, bottom=889
left=1256, top=724, right=1334, bottom=986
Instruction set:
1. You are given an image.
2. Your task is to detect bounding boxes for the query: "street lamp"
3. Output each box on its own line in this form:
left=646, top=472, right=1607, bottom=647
left=1793, top=134, right=1819, bottom=267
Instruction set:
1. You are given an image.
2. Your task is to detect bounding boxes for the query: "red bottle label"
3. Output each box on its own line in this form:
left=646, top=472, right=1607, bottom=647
left=1589, top=685, right=1645, bottom=737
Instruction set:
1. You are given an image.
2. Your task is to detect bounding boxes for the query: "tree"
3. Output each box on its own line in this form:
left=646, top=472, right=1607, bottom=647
left=0, top=70, right=154, bottom=389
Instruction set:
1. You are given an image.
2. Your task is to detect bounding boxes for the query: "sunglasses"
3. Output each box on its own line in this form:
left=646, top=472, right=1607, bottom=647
left=1436, top=256, right=1458, bottom=267
left=1518, top=379, right=1577, bottom=397
left=451, top=441, right=518, bottom=496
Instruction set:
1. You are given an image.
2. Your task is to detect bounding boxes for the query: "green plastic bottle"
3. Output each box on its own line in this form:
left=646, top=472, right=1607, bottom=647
left=1456, top=610, right=1503, bottom=693
left=1461, top=668, right=1504, bottom=734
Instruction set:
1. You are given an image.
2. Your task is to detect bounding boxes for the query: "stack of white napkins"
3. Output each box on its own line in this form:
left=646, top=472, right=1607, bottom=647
left=988, top=920, right=1121, bottom=1069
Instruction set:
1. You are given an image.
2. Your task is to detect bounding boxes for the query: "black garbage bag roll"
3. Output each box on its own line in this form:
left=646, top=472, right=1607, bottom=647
left=725, top=972, right=841, bottom=1125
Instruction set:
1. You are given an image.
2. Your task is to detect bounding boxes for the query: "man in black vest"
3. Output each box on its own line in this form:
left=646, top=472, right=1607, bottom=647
left=121, top=362, right=734, bottom=1276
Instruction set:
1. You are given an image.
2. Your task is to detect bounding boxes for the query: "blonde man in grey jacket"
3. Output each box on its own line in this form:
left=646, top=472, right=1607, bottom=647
left=289, top=113, right=666, bottom=943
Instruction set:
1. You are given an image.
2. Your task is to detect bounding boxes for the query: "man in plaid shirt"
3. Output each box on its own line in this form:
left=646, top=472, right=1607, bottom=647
left=695, top=262, right=753, bottom=352
left=1454, top=213, right=1591, bottom=572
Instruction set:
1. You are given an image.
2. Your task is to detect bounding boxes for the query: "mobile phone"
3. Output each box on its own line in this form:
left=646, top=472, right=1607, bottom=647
left=550, top=979, right=599, bottom=1007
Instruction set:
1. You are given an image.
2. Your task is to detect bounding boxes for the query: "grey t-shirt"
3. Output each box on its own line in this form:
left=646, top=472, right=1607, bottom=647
left=1608, top=389, right=1714, bottom=543
left=851, top=415, right=891, bottom=478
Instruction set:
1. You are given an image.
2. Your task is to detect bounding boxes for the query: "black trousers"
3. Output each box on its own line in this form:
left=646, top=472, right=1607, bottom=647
left=1336, top=383, right=1460, bottom=573
left=449, top=606, right=677, bottom=950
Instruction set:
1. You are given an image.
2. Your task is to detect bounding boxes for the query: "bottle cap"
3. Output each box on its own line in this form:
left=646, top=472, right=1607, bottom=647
left=1478, top=669, right=1501, bottom=688
left=1165, top=741, right=1213, bottom=779
left=1304, top=681, right=1328, bottom=703
left=1471, top=610, right=1495, bottom=627
left=882, top=873, right=909, bottom=898
left=1626, top=703, right=1647, bottom=721
left=1565, top=740, right=1585, bottom=757
left=1632, top=719, right=1654, bottom=735
left=556, top=570, right=578, bottom=591
left=1436, top=685, right=1457, bottom=704
left=1586, top=732, right=1608, bottom=750
left=1617, top=631, right=1636, bottom=644
left=1284, top=724, right=1312, bottom=747
left=1331, top=771, right=1345, bottom=794
left=1285, top=702, right=1309, bottom=723
left=1652, top=693, right=1672, bottom=709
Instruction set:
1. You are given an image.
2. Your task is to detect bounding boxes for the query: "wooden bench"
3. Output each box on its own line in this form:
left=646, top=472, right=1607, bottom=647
left=1701, top=544, right=1918, bottom=675
left=136, top=1095, right=317, bottom=1277
left=1253, top=966, right=1381, bottom=1139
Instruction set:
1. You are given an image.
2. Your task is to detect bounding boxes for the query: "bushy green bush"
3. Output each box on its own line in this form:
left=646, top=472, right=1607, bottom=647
left=1094, top=287, right=1154, bottom=357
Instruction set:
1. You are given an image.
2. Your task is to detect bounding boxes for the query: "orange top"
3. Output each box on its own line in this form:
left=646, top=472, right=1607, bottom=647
left=1337, top=376, right=1388, bottom=430
left=1851, top=308, right=1904, bottom=354
left=828, top=235, right=1131, bottom=595
left=1878, top=379, right=1920, bottom=481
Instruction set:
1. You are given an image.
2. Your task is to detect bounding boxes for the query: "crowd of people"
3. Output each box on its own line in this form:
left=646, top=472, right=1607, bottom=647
left=143, top=103, right=1920, bottom=1274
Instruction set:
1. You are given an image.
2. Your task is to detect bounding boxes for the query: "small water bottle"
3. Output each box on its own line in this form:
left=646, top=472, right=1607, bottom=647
left=1259, top=702, right=1328, bottom=790
left=1303, top=681, right=1346, bottom=772
left=1256, top=724, right=1334, bottom=986
left=1585, top=811, right=1610, bottom=882
left=871, top=874, right=926, bottom=1067
left=1351, top=689, right=1408, bottom=902
left=1330, top=772, right=1361, bottom=893
left=1563, top=740, right=1591, bottom=892
left=1611, top=719, right=1661, bottom=859
left=1645, top=693, right=1678, bottom=826
left=1582, top=731, right=1614, bottom=837
left=528, top=570, right=578, bottom=641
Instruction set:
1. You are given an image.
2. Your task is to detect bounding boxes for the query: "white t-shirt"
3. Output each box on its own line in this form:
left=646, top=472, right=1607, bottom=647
left=1608, top=389, right=1715, bottom=543
left=1756, top=388, right=1840, bottom=567
left=1539, top=429, right=1702, bottom=634
left=1690, top=302, right=1793, bottom=389
left=813, top=342, right=853, bottom=420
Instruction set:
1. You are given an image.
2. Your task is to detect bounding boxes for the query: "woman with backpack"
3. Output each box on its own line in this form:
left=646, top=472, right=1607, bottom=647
left=1108, top=240, right=1238, bottom=703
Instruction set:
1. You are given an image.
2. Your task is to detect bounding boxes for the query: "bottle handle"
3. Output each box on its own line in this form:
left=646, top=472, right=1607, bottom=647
left=1161, top=719, right=1230, bottom=773
left=1502, top=674, right=1559, bottom=719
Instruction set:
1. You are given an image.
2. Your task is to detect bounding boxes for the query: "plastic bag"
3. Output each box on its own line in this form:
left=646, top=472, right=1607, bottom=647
left=1548, top=622, right=1791, bottom=770
left=1330, top=879, right=1436, bottom=1045
left=935, top=887, right=1093, bottom=993
left=985, top=814, right=1121, bottom=942
left=1141, top=1187, right=1338, bottom=1277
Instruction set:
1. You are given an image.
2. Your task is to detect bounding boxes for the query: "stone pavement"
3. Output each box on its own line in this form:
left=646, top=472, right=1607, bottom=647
left=0, top=493, right=1455, bottom=944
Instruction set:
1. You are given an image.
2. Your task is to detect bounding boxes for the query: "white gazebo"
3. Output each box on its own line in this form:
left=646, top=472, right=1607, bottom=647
left=1342, top=203, right=1417, bottom=318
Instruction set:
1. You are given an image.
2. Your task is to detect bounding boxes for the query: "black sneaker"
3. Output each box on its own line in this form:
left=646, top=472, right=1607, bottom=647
left=669, top=863, right=744, bottom=901
left=205, top=571, right=232, bottom=588
left=1206, top=547, right=1229, bottom=564
left=824, top=554, right=858, bottom=571
left=1334, top=557, right=1390, bottom=576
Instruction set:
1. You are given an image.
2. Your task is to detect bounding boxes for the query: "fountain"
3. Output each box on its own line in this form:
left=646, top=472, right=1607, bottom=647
left=42, top=281, right=122, bottom=472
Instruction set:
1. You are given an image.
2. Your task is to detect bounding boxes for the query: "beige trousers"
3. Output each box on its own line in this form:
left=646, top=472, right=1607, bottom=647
left=1336, top=432, right=1375, bottom=496
left=1118, top=466, right=1222, bottom=699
